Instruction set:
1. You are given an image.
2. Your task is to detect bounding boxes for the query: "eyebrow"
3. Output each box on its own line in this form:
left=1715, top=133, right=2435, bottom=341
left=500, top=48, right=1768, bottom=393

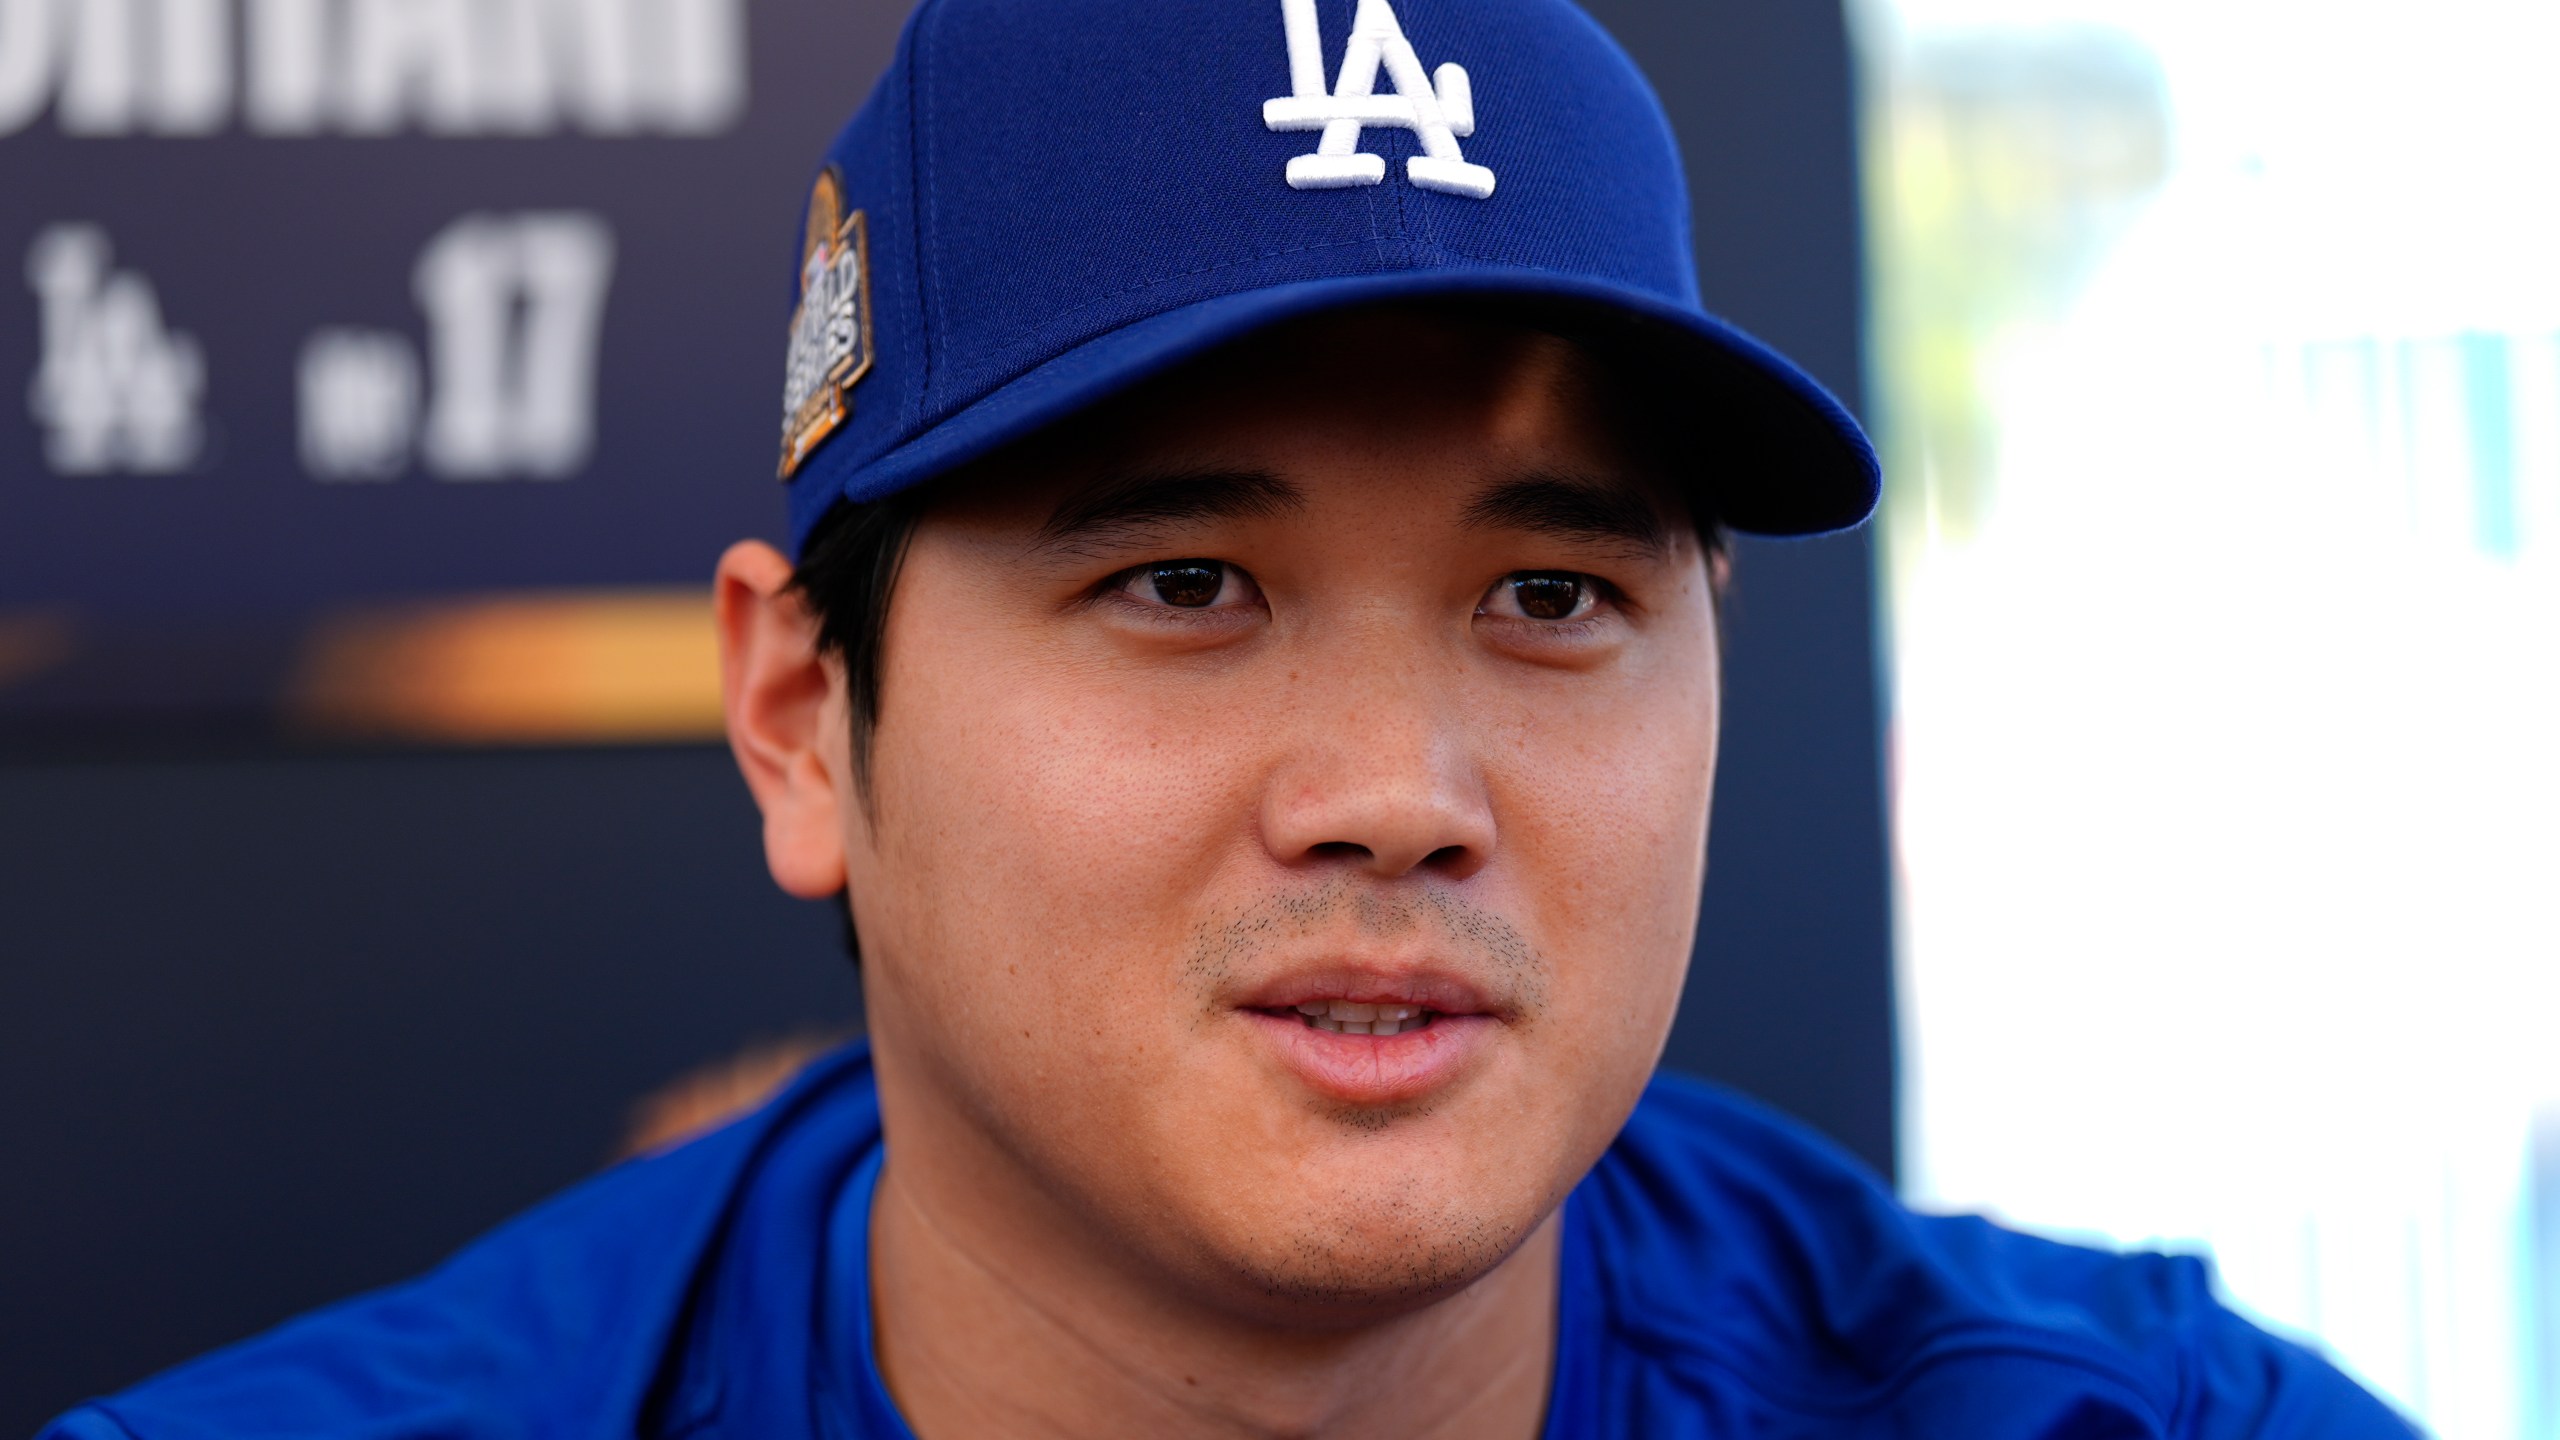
left=1460, top=472, right=1676, bottom=558
left=1032, top=468, right=1308, bottom=555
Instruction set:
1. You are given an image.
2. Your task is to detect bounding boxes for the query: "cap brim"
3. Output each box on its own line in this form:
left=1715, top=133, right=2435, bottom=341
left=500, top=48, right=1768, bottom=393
left=819, top=267, right=1878, bottom=540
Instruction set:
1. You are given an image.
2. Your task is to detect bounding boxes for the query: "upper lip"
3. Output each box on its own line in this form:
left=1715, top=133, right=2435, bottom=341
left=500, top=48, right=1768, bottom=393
left=1232, top=961, right=1506, bottom=1020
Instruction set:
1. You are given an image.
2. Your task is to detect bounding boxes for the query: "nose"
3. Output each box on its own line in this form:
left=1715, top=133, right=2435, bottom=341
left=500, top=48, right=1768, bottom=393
left=1259, top=674, right=1497, bottom=882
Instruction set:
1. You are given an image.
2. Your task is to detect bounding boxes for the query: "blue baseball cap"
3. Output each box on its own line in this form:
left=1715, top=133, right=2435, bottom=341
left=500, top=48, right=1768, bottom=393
left=774, top=0, right=1879, bottom=552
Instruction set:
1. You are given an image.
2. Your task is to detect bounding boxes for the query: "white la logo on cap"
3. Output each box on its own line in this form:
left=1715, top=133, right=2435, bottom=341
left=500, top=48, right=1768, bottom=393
left=1264, top=0, right=1496, bottom=200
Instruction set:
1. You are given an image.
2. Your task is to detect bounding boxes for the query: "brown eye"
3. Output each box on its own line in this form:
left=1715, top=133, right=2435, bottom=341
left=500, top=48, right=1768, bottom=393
left=1146, top=562, right=1226, bottom=608
left=1506, top=573, right=1588, bottom=621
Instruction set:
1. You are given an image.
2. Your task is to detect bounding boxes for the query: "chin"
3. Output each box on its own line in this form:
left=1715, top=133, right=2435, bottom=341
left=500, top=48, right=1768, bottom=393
left=1170, top=1130, right=1561, bottom=1322
left=1218, top=1205, right=1539, bottom=1320
left=1086, top=1028, right=1593, bottom=1323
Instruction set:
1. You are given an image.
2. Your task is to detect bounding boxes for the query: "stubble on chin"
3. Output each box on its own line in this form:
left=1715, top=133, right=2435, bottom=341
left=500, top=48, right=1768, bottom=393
left=1223, top=1171, right=1547, bottom=1313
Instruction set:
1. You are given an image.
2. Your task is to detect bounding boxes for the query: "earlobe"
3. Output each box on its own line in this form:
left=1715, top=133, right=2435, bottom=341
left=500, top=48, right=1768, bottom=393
left=714, top=540, right=851, bottom=900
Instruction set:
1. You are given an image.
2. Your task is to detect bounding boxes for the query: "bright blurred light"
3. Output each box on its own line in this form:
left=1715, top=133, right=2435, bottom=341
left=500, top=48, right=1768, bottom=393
left=1855, top=2, right=2560, bottom=1435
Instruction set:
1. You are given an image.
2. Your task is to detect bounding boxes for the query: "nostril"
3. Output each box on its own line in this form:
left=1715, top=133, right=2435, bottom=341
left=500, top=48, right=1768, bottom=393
left=1423, top=845, right=1468, bottom=869
left=1309, top=841, right=1371, bottom=862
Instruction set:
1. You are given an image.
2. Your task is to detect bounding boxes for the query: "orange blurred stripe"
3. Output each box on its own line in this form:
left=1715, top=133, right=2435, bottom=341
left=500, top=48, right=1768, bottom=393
left=0, top=612, right=76, bottom=692
left=289, top=590, right=724, bottom=744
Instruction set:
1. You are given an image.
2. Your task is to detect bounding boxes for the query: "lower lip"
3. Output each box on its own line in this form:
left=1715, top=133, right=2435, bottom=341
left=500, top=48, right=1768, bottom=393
left=1243, top=1011, right=1498, bottom=1106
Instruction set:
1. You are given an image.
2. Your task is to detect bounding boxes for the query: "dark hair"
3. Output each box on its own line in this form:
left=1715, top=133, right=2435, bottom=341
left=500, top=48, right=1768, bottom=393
left=788, top=490, right=928, bottom=797
left=786, top=494, right=925, bottom=969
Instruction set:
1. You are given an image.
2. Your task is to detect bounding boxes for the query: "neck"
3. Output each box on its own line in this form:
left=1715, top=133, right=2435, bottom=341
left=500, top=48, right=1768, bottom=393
left=864, top=1101, right=1559, bottom=1440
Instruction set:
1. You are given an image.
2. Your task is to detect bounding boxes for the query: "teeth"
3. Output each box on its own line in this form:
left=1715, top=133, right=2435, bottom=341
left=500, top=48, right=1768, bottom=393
left=1294, top=1002, right=1433, bottom=1037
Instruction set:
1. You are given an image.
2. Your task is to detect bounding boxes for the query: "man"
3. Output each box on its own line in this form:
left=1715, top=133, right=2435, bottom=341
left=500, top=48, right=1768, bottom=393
left=46, top=0, right=2413, bottom=1436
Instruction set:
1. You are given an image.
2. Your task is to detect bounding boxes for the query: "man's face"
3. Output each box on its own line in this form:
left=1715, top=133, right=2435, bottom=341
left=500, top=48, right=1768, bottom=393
left=842, top=310, right=1720, bottom=1320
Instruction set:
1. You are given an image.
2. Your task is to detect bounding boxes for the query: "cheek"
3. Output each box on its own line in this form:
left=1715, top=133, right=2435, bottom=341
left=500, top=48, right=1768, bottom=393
left=858, top=636, right=1257, bottom=1074
left=1486, top=663, right=1718, bottom=1041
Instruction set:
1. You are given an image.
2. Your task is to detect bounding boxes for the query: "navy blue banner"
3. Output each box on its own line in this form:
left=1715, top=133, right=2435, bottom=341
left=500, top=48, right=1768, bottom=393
left=1, top=0, right=907, bottom=741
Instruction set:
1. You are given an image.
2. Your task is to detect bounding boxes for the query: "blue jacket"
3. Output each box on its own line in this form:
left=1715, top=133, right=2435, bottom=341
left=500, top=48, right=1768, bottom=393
left=43, top=1043, right=2415, bottom=1438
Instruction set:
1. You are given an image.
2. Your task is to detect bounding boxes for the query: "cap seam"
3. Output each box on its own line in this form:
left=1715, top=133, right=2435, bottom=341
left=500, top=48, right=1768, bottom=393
left=937, top=233, right=1392, bottom=412
left=839, top=264, right=1867, bottom=479
left=912, top=0, right=954, bottom=420
left=1408, top=238, right=1867, bottom=438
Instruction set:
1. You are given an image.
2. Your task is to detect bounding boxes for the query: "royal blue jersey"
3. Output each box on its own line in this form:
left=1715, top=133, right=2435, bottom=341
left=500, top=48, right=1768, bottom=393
left=43, top=1043, right=2413, bottom=1439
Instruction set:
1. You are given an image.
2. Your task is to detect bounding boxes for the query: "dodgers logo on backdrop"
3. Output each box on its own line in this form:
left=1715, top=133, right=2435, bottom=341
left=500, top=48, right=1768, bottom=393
left=1263, top=0, right=1496, bottom=199
left=778, top=168, right=874, bottom=480
left=25, top=225, right=205, bottom=475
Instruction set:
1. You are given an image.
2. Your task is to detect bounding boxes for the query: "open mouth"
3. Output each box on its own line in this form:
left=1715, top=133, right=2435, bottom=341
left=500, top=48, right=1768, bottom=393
left=1284, top=1000, right=1436, bottom=1037
left=1239, top=981, right=1495, bottom=1104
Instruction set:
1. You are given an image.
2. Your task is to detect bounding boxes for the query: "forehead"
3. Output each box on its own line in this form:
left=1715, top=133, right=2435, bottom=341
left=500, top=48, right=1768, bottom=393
left=931, top=305, right=1677, bottom=527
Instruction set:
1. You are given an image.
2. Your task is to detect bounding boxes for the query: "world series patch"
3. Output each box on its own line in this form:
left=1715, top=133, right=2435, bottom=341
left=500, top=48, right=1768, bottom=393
left=778, top=168, right=873, bottom=480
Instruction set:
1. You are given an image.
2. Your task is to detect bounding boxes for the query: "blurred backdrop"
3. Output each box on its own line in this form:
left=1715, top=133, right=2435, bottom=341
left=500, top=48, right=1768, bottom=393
left=1858, top=0, right=2559, bottom=1433
left=0, top=0, right=1891, bottom=1429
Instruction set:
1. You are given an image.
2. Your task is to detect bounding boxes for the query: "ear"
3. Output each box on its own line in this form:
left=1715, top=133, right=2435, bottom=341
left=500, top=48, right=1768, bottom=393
left=715, top=540, right=850, bottom=900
